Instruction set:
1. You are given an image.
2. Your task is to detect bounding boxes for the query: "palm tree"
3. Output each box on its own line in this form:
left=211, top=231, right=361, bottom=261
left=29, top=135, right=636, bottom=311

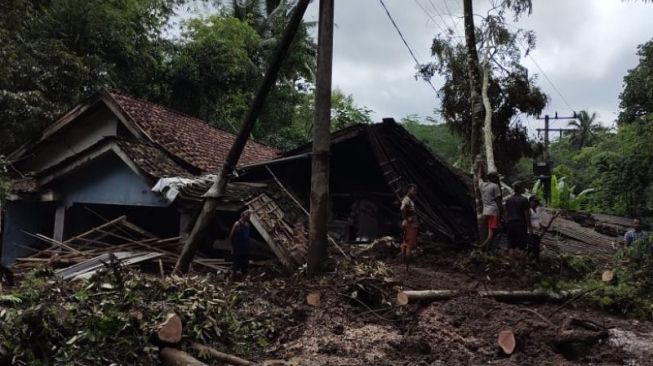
left=567, top=110, right=603, bottom=149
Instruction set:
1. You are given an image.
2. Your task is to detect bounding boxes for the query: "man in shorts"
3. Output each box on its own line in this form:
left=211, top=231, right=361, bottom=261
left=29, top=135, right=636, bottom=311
left=476, top=161, right=503, bottom=251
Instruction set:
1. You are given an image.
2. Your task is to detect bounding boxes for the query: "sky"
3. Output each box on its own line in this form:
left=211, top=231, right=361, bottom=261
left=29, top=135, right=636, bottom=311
left=177, top=0, right=653, bottom=136
left=301, top=0, right=653, bottom=135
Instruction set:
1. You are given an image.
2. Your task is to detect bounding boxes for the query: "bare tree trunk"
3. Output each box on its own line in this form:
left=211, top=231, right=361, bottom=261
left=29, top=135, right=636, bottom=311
left=173, top=0, right=311, bottom=274
left=463, top=0, right=485, bottom=241
left=481, top=63, right=497, bottom=173
left=307, top=0, right=334, bottom=276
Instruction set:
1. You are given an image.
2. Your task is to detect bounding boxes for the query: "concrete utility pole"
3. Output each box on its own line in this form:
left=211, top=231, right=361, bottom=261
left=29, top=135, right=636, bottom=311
left=535, top=112, right=577, bottom=160
left=307, top=0, right=334, bottom=276
left=534, top=111, right=577, bottom=205
left=174, top=0, right=311, bottom=274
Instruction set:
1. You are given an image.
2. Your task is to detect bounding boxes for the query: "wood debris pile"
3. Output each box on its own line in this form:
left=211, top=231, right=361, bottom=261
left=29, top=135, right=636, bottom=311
left=540, top=209, right=630, bottom=260
left=9, top=216, right=229, bottom=278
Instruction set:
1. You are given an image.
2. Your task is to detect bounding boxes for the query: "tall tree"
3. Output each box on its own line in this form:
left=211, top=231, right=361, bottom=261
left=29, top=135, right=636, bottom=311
left=422, top=0, right=544, bottom=175
left=619, top=39, right=653, bottom=124
left=567, top=110, right=603, bottom=149
left=0, top=0, right=183, bottom=154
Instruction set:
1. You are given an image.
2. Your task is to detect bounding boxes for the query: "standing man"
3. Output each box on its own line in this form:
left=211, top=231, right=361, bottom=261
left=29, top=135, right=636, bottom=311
left=400, top=184, right=418, bottom=260
left=504, top=182, right=531, bottom=256
left=229, top=210, right=252, bottom=276
left=476, top=161, right=503, bottom=251
left=624, top=218, right=648, bottom=246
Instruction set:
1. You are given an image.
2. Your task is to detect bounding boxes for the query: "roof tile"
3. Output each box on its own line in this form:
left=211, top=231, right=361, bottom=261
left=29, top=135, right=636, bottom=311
left=109, top=92, right=279, bottom=172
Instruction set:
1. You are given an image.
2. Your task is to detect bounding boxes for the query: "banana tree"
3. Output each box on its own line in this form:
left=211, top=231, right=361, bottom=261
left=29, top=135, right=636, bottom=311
left=532, top=175, right=594, bottom=211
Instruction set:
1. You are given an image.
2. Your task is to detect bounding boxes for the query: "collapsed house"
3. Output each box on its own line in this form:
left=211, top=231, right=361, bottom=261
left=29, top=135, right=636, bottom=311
left=1, top=91, right=278, bottom=266
left=1, top=91, right=478, bottom=270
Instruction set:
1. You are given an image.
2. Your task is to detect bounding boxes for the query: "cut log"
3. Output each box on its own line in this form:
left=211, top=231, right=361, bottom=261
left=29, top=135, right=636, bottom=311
left=306, top=292, right=321, bottom=307
left=397, top=289, right=580, bottom=306
left=191, top=343, right=252, bottom=366
left=157, top=313, right=183, bottom=344
left=602, top=270, right=615, bottom=283
left=497, top=330, right=516, bottom=354
left=160, top=348, right=208, bottom=366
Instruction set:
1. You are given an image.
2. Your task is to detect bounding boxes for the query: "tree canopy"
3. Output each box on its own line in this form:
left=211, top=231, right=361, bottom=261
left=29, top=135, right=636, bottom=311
left=421, top=5, right=547, bottom=175
left=619, top=39, right=653, bottom=124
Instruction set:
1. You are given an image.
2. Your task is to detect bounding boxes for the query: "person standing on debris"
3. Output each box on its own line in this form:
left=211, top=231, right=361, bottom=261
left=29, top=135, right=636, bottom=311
left=624, top=218, right=648, bottom=246
left=476, top=160, right=503, bottom=251
left=229, top=210, right=252, bottom=275
left=400, top=184, right=418, bottom=258
left=504, top=182, right=531, bottom=256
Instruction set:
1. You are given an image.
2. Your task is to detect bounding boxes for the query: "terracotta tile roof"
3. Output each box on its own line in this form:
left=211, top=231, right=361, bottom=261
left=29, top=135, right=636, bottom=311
left=114, top=139, right=194, bottom=179
left=109, top=92, right=279, bottom=172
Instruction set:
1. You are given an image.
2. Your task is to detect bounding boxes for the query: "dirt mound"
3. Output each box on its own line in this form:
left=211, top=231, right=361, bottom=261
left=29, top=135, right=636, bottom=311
left=411, top=295, right=627, bottom=365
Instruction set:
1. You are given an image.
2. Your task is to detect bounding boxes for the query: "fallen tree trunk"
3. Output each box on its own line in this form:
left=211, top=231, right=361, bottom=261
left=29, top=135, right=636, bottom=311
left=397, top=289, right=580, bottom=306
left=555, top=330, right=609, bottom=345
left=191, top=343, right=252, bottom=366
left=160, top=348, right=208, bottom=366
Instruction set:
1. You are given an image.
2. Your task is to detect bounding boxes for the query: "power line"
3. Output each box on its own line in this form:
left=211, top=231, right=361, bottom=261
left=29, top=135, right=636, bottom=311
left=413, top=0, right=448, bottom=35
left=526, top=53, right=575, bottom=112
left=503, top=22, right=576, bottom=112
left=377, top=0, right=439, bottom=95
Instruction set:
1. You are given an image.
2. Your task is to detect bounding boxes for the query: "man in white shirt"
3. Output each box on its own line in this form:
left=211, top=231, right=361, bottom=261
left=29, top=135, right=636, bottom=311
left=476, top=161, right=503, bottom=251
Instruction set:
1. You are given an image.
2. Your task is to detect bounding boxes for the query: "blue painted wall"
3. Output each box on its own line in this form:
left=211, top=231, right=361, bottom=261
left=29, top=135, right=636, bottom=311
left=1, top=201, right=55, bottom=265
left=2, top=153, right=172, bottom=264
left=58, top=154, right=169, bottom=208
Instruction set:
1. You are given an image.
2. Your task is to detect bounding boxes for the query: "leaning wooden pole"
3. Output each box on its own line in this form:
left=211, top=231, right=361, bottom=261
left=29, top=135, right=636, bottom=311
left=463, top=0, right=486, bottom=241
left=174, top=0, right=312, bottom=274
left=307, top=0, right=334, bottom=276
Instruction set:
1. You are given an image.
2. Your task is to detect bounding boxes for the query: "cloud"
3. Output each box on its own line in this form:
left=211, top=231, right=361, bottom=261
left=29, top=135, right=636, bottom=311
left=312, top=0, right=653, bottom=128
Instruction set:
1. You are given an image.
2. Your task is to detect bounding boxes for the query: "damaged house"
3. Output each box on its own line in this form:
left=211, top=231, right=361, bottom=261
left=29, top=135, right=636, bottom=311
left=1, top=91, right=278, bottom=265
left=1, top=91, right=477, bottom=270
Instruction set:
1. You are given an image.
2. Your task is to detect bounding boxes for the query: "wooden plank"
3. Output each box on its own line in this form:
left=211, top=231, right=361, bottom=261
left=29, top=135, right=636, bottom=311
left=249, top=213, right=293, bottom=269
left=63, top=216, right=128, bottom=244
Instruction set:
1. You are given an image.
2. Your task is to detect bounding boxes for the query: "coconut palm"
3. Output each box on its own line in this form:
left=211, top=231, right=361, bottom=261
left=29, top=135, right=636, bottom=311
left=567, top=110, right=603, bottom=149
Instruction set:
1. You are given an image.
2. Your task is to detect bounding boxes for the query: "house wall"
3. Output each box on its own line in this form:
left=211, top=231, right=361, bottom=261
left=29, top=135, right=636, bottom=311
left=56, top=154, right=168, bottom=208
left=21, top=106, right=119, bottom=173
left=1, top=201, right=55, bottom=265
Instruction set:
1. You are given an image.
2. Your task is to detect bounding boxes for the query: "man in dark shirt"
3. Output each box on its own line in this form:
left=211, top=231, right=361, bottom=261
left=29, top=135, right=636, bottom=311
left=229, top=210, right=252, bottom=275
left=504, top=182, right=531, bottom=254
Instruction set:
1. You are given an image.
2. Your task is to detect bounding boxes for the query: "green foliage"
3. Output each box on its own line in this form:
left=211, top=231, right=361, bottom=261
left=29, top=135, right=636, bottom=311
left=0, top=0, right=184, bottom=154
left=563, top=235, right=653, bottom=319
left=566, top=110, right=606, bottom=150
left=400, top=115, right=463, bottom=166
left=267, top=88, right=372, bottom=150
left=619, top=39, right=653, bottom=123
left=0, top=0, right=318, bottom=154
left=586, top=118, right=653, bottom=216
left=532, top=174, right=593, bottom=211
left=0, top=267, right=301, bottom=364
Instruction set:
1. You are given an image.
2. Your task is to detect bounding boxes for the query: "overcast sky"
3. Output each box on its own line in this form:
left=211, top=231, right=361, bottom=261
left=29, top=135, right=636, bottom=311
left=178, top=0, right=653, bottom=135
left=300, top=0, right=653, bottom=135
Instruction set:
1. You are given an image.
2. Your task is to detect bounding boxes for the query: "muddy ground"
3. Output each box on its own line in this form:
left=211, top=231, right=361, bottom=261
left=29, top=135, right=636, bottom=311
left=262, top=243, right=653, bottom=366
